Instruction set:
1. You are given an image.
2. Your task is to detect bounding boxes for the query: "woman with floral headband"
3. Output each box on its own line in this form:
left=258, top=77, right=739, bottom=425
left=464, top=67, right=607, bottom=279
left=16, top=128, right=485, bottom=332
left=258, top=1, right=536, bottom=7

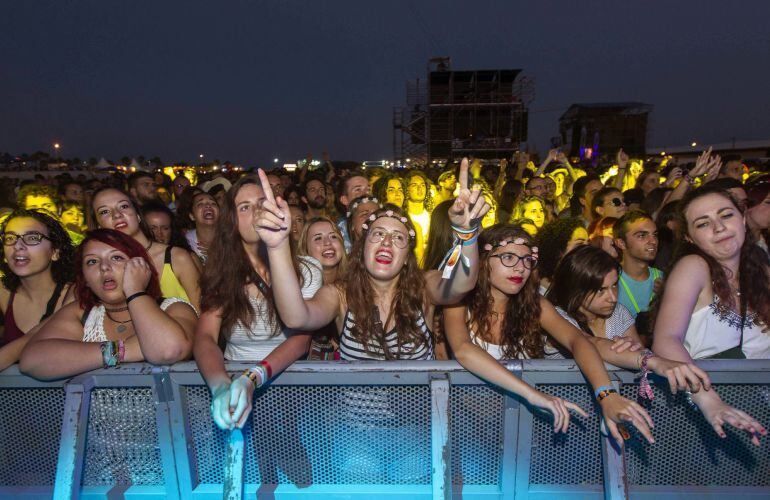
left=444, top=224, right=712, bottom=443
left=345, top=195, right=381, bottom=245
left=232, top=161, right=592, bottom=434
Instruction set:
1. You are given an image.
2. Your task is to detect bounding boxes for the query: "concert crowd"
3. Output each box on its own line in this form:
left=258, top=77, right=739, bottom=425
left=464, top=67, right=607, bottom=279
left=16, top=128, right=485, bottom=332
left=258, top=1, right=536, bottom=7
left=0, top=148, right=768, bottom=447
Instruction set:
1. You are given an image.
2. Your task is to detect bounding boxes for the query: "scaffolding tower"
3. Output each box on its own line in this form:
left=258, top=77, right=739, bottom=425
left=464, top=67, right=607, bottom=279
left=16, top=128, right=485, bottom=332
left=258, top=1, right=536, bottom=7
left=393, top=57, right=534, bottom=165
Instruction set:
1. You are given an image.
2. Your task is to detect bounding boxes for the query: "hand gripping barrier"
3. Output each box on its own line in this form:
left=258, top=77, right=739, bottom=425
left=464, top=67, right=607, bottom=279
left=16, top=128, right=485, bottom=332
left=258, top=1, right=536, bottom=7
left=0, top=360, right=769, bottom=499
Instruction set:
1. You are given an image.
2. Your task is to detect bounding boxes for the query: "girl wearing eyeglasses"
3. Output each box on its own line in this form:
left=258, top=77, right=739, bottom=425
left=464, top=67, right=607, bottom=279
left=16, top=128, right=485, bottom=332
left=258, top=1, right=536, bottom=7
left=444, top=224, right=709, bottom=444
left=0, top=210, right=76, bottom=371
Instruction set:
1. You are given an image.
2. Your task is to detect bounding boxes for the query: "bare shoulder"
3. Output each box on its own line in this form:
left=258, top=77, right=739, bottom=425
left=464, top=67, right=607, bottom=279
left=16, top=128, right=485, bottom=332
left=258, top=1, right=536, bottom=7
left=170, top=246, right=198, bottom=269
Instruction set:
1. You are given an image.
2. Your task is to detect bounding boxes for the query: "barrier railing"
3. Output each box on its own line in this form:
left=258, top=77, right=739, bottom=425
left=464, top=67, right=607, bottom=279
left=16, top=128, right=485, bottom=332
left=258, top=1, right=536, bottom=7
left=1, top=360, right=769, bottom=499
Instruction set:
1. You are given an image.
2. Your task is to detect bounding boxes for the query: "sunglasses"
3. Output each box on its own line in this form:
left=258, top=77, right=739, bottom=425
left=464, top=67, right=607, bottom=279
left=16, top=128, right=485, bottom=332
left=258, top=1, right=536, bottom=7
left=607, top=197, right=625, bottom=207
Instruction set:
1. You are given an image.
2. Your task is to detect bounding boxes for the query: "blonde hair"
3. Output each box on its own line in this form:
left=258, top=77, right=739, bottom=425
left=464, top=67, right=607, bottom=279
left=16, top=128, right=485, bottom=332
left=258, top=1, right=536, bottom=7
left=297, top=216, right=348, bottom=283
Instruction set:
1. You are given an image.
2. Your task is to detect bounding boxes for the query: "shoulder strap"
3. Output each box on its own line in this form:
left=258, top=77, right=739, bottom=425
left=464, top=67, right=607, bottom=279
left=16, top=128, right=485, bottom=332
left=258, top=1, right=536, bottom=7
left=80, top=305, right=93, bottom=326
left=41, top=282, right=66, bottom=321
left=618, top=275, right=640, bottom=314
left=164, top=246, right=173, bottom=270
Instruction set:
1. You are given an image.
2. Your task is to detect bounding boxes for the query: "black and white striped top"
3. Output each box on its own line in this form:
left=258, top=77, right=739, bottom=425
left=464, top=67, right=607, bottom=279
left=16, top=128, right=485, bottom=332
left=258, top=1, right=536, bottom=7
left=338, top=309, right=434, bottom=360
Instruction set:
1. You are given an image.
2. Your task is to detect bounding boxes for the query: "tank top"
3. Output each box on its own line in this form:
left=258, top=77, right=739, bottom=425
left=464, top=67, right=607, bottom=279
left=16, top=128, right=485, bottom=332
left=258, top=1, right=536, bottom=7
left=1, top=283, right=65, bottom=346
left=82, top=297, right=194, bottom=342
left=338, top=308, right=434, bottom=360
left=684, top=296, right=770, bottom=360
left=159, top=246, right=190, bottom=301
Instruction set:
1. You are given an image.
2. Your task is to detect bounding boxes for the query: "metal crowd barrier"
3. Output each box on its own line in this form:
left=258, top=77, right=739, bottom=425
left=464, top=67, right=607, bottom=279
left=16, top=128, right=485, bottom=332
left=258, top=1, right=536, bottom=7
left=1, top=360, right=769, bottom=499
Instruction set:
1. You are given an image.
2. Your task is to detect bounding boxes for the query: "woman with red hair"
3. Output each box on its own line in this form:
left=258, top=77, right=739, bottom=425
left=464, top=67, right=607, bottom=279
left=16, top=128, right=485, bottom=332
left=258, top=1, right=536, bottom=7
left=19, top=229, right=197, bottom=380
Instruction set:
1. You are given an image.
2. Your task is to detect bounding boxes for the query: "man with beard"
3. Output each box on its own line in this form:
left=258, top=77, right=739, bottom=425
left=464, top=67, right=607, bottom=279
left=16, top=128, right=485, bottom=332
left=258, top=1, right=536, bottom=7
left=128, top=171, right=160, bottom=206
left=613, top=211, right=662, bottom=320
left=406, top=171, right=431, bottom=262
left=302, top=175, right=328, bottom=218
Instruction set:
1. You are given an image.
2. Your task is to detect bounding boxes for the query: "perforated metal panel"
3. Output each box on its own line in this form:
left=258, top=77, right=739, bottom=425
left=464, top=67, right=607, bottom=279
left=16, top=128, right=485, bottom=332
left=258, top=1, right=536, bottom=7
left=184, top=384, right=432, bottom=486
left=622, top=382, right=770, bottom=487
left=81, top=387, right=164, bottom=486
left=449, top=385, right=505, bottom=486
left=0, top=388, right=65, bottom=486
left=528, top=383, right=602, bottom=486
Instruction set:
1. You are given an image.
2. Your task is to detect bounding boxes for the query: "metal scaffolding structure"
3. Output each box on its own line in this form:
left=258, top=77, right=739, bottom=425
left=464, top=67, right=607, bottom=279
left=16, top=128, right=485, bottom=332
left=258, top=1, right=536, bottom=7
left=393, top=57, right=534, bottom=165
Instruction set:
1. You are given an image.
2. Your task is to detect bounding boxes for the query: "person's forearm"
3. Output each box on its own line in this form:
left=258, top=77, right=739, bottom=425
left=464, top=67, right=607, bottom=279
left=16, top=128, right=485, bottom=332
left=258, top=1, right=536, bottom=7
left=266, top=241, right=312, bottom=328
left=453, top=342, right=537, bottom=399
left=614, top=168, right=626, bottom=190
left=570, top=336, right=613, bottom=391
left=130, top=296, right=191, bottom=364
left=586, top=336, right=644, bottom=370
left=662, top=177, right=690, bottom=205
left=20, top=339, right=142, bottom=381
left=258, top=334, right=312, bottom=377
left=0, top=335, right=31, bottom=371
left=193, top=336, right=231, bottom=393
left=444, top=242, right=479, bottom=300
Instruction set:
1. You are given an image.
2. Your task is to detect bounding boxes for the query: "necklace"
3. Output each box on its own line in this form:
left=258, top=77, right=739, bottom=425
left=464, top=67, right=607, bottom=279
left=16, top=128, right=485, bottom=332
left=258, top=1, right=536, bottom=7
left=104, top=305, right=129, bottom=313
left=105, top=308, right=133, bottom=334
left=145, top=240, right=153, bottom=251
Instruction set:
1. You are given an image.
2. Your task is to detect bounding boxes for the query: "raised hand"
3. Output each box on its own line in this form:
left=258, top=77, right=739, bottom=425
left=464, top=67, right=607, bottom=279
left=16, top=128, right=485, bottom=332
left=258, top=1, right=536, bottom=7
left=122, top=257, right=152, bottom=297
left=600, top=393, right=655, bottom=445
left=690, top=147, right=714, bottom=177
left=448, top=158, right=490, bottom=230
left=526, top=389, right=588, bottom=433
left=254, top=168, right=290, bottom=249
left=664, top=167, right=684, bottom=187
left=547, top=148, right=559, bottom=163
left=616, top=149, right=629, bottom=168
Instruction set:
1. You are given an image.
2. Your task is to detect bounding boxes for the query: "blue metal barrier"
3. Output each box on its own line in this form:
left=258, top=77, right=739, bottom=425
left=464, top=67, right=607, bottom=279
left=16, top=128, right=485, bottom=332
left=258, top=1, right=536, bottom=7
left=1, top=360, right=769, bottom=499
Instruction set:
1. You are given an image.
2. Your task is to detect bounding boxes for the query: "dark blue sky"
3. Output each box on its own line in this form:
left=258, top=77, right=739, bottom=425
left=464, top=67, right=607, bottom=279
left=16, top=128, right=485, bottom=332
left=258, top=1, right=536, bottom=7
left=3, top=1, right=769, bottom=166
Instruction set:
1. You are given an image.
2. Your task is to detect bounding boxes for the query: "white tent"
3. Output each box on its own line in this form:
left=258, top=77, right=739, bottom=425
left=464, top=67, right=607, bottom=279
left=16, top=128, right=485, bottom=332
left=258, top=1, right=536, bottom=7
left=94, top=158, right=113, bottom=170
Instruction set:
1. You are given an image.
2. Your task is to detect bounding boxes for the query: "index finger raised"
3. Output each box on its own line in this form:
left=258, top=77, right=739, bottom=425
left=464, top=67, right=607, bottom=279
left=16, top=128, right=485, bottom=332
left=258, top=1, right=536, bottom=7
left=257, top=168, right=278, bottom=205
left=459, top=158, right=469, bottom=191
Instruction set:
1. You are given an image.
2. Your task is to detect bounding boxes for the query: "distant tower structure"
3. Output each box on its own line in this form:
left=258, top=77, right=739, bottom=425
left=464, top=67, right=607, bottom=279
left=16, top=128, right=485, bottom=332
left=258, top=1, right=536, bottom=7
left=393, top=57, right=534, bottom=165
left=558, top=102, right=653, bottom=160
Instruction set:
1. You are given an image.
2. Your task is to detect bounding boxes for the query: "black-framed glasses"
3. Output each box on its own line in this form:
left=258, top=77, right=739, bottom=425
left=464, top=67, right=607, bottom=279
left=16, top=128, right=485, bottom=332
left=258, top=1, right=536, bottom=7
left=608, top=197, right=625, bottom=207
left=490, top=252, right=538, bottom=269
left=2, top=231, right=51, bottom=246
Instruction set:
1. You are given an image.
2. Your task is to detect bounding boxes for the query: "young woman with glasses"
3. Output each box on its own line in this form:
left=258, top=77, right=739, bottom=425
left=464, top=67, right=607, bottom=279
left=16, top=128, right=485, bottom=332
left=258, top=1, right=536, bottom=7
left=444, top=224, right=710, bottom=444
left=0, top=210, right=76, bottom=370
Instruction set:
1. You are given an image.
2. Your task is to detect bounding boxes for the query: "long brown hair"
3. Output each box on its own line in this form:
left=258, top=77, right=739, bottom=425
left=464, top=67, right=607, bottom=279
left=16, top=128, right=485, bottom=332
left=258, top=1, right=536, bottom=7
left=465, top=224, right=544, bottom=359
left=660, top=185, right=770, bottom=329
left=200, top=176, right=309, bottom=337
left=297, top=216, right=347, bottom=283
left=341, top=206, right=428, bottom=359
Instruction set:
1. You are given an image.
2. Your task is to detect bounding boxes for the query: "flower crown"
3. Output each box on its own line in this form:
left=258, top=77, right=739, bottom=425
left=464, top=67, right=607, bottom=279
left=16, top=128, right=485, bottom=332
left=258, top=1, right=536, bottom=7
left=483, top=237, right=539, bottom=258
left=360, top=210, right=416, bottom=238
left=346, top=196, right=380, bottom=218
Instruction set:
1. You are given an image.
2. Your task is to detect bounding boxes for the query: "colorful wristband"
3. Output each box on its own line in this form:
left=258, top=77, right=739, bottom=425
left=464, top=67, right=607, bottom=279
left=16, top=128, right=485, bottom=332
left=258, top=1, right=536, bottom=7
left=594, top=384, right=616, bottom=400
left=461, top=234, right=479, bottom=246
left=100, top=341, right=120, bottom=368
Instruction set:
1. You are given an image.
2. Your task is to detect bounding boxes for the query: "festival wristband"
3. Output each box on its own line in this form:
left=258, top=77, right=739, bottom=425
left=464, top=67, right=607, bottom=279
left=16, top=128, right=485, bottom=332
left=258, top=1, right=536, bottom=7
left=260, top=360, right=273, bottom=379
left=461, top=234, right=478, bottom=246
left=450, top=223, right=479, bottom=236
left=117, top=340, right=126, bottom=363
left=638, top=350, right=655, bottom=401
left=100, top=341, right=120, bottom=368
left=126, top=291, right=149, bottom=305
left=594, top=384, right=616, bottom=401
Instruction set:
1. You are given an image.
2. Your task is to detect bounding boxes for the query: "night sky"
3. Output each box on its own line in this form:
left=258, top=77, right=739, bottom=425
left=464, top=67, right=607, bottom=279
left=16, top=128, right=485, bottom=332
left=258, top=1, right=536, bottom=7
left=3, top=1, right=770, bottom=166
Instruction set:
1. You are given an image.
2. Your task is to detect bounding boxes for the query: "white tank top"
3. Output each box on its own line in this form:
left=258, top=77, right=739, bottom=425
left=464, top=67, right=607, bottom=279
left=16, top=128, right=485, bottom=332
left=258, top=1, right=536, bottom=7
left=82, top=297, right=194, bottom=342
left=684, top=296, right=770, bottom=359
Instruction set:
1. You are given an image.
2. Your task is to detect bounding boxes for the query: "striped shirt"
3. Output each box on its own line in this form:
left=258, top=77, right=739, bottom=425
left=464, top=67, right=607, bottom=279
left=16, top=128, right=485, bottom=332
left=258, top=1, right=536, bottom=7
left=338, top=309, right=434, bottom=360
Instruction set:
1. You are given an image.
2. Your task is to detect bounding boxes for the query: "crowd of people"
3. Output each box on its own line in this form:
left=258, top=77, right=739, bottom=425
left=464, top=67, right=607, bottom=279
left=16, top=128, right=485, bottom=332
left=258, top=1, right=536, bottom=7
left=0, top=147, right=768, bottom=450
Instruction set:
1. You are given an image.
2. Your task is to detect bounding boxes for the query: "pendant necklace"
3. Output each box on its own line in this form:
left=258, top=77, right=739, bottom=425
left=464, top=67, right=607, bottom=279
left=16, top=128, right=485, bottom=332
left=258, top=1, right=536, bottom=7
left=105, top=309, right=133, bottom=334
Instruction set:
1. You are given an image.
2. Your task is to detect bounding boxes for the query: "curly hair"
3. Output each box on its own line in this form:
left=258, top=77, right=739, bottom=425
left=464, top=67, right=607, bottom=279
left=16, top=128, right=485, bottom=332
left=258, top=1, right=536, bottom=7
left=341, top=206, right=428, bottom=359
left=536, top=217, right=586, bottom=281
left=512, top=195, right=547, bottom=225
left=0, top=209, right=75, bottom=292
left=74, top=229, right=161, bottom=311
left=465, top=224, right=544, bottom=359
left=661, top=185, right=770, bottom=329
left=16, top=184, right=60, bottom=212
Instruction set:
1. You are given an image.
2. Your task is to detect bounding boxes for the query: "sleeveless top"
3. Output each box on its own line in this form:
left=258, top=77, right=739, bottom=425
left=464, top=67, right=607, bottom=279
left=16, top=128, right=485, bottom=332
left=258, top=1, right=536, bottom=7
left=684, top=296, right=770, bottom=360
left=159, top=246, right=190, bottom=301
left=82, top=297, right=194, bottom=342
left=338, top=308, right=434, bottom=360
left=466, top=309, right=562, bottom=360
left=1, top=283, right=66, bottom=347
left=224, top=257, right=323, bottom=361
